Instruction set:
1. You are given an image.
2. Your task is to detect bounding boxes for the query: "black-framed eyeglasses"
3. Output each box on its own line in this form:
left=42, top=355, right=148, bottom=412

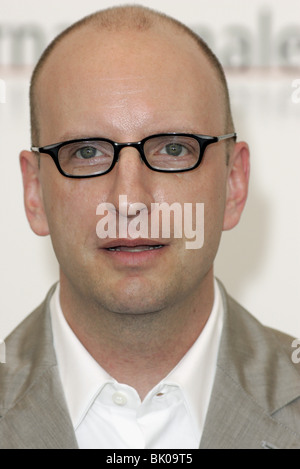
left=31, top=132, right=236, bottom=178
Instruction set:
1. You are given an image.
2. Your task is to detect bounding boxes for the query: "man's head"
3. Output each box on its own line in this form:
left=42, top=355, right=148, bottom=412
left=29, top=5, right=235, bottom=146
left=20, top=5, right=249, bottom=319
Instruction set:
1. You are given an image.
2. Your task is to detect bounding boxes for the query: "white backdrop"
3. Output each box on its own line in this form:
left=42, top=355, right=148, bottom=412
left=0, top=0, right=300, bottom=339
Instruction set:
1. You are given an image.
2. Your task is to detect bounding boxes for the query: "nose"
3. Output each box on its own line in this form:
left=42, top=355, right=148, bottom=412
left=107, top=146, right=155, bottom=219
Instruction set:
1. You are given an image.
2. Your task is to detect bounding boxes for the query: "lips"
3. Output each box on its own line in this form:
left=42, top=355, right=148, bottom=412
left=100, top=238, right=167, bottom=267
left=107, top=245, right=163, bottom=252
left=101, top=238, right=166, bottom=252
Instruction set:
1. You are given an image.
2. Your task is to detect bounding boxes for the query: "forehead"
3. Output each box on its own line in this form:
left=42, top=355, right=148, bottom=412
left=35, top=25, right=225, bottom=143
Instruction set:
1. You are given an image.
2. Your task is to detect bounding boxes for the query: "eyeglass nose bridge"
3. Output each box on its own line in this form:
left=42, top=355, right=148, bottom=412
left=113, top=141, right=145, bottom=163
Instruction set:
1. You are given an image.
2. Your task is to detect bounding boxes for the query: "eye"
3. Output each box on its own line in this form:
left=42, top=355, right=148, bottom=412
left=161, top=143, right=188, bottom=157
left=75, top=146, right=102, bottom=159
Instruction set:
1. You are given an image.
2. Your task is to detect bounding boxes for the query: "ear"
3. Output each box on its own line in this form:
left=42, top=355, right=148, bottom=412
left=223, top=141, right=250, bottom=231
left=19, top=150, right=50, bottom=236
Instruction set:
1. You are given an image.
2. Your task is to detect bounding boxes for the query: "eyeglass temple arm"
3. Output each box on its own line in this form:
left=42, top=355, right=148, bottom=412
left=216, top=132, right=237, bottom=142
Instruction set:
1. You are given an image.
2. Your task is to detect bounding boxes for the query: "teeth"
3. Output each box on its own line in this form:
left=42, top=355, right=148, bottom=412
left=107, top=245, right=163, bottom=252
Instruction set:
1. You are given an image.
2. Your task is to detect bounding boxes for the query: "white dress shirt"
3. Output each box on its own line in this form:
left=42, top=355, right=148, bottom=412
left=50, top=280, right=223, bottom=449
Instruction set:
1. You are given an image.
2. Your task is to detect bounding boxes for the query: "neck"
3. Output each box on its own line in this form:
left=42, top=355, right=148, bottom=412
left=59, top=272, right=214, bottom=400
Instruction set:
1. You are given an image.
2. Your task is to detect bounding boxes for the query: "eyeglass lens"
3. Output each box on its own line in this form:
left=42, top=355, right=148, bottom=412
left=57, top=135, right=201, bottom=176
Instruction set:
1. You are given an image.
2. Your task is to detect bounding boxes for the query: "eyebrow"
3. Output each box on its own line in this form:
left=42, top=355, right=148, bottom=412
left=56, top=132, right=96, bottom=142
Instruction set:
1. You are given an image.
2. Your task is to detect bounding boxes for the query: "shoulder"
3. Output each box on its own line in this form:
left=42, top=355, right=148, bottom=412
left=0, top=285, right=57, bottom=412
left=225, top=289, right=299, bottom=371
left=217, top=281, right=300, bottom=437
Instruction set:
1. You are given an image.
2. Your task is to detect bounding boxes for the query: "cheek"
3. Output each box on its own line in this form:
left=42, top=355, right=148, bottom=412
left=173, top=166, right=227, bottom=252
left=40, top=175, right=101, bottom=249
left=164, top=167, right=227, bottom=218
left=202, top=178, right=228, bottom=246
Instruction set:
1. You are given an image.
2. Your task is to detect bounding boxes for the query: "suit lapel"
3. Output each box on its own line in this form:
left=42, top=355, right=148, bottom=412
left=0, top=286, right=78, bottom=449
left=200, top=282, right=300, bottom=449
left=0, top=366, right=78, bottom=449
left=200, top=366, right=299, bottom=449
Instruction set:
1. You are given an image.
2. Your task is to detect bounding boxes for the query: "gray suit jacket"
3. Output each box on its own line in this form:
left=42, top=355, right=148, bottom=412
left=0, top=283, right=300, bottom=449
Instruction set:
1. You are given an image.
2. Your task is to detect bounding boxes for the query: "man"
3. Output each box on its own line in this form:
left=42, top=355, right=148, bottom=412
left=0, top=5, right=299, bottom=449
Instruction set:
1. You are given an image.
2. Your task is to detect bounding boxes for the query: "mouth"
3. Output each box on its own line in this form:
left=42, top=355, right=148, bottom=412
left=106, top=244, right=164, bottom=252
left=101, top=239, right=167, bottom=262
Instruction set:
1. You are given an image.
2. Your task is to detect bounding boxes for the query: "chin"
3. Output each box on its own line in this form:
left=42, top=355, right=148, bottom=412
left=97, top=280, right=169, bottom=316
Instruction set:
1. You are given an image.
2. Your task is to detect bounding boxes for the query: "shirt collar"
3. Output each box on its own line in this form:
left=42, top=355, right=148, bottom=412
left=50, top=286, right=114, bottom=429
left=162, top=280, right=223, bottom=435
left=50, top=279, right=223, bottom=432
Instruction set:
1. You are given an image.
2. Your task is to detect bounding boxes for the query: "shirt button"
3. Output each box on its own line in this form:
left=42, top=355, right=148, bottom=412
left=112, top=392, right=128, bottom=406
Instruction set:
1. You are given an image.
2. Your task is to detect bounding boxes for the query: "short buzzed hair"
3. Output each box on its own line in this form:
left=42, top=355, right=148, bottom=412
left=30, top=4, right=234, bottom=146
